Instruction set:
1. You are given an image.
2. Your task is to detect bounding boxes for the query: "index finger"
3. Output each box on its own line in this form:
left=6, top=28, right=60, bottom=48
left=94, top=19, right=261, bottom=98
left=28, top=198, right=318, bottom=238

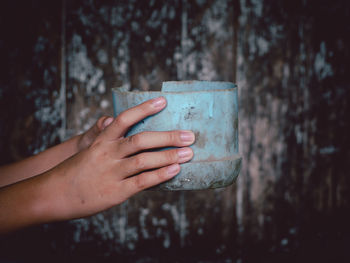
left=102, top=97, right=167, bottom=140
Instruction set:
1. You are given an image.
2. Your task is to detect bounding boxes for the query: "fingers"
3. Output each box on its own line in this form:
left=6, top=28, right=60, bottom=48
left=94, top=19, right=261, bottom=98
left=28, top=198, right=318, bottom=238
left=121, top=164, right=180, bottom=196
left=77, top=116, right=113, bottom=151
left=117, top=130, right=195, bottom=158
left=102, top=97, right=167, bottom=140
left=99, top=116, right=114, bottom=130
left=120, top=147, right=193, bottom=178
left=87, top=116, right=112, bottom=138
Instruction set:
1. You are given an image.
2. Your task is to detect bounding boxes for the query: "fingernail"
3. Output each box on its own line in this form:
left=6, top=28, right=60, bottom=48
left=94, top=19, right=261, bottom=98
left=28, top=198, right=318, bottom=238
left=180, top=131, right=195, bottom=142
left=151, top=97, right=166, bottom=108
left=177, top=148, right=193, bottom=162
left=102, top=117, right=113, bottom=129
left=167, top=164, right=180, bottom=177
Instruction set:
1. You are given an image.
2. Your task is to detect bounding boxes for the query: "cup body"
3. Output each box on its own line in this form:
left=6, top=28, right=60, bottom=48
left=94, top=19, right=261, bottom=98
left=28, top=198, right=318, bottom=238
left=112, top=81, right=241, bottom=190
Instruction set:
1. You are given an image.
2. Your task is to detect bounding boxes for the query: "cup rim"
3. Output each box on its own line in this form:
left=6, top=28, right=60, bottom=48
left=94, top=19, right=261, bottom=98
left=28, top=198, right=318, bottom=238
left=112, top=80, right=237, bottom=94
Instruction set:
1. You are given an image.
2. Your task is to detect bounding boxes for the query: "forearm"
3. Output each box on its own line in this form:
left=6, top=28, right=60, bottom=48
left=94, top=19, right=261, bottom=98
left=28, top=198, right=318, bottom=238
left=0, top=134, right=82, bottom=187
left=0, top=170, right=60, bottom=234
left=0, top=98, right=194, bottom=234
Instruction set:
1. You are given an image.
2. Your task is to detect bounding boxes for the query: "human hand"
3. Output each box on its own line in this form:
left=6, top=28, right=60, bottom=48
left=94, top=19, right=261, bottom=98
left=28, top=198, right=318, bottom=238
left=76, top=116, right=114, bottom=152
left=44, top=97, right=195, bottom=221
left=0, top=115, right=115, bottom=189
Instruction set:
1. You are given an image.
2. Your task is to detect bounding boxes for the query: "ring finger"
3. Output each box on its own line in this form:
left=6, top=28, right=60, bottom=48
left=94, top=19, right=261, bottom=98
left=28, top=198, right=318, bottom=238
left=116, top=130, right=195, bottom=158
left=119, top=147, right=193, bottom=179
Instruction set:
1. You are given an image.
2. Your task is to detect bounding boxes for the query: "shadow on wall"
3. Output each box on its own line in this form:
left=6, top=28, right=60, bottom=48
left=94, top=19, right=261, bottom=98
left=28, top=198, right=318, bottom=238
left=0, top=0, right=350, bottom=262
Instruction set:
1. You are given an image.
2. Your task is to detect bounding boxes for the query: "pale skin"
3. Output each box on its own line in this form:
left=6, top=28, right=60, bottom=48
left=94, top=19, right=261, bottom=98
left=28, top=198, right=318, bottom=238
left=0, top=97, right=195, bottom=234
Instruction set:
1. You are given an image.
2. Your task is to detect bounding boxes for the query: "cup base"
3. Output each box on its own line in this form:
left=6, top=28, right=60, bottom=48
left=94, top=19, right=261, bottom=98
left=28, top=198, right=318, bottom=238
left=150, top=154, right=242, bottom=191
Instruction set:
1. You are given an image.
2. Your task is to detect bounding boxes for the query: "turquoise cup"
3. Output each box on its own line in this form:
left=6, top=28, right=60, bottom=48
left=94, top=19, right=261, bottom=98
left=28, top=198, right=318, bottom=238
left=112, top=81, right=241, bottom=190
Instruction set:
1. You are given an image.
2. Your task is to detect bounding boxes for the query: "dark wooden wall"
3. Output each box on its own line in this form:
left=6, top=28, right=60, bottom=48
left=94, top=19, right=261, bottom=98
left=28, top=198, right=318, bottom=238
left=0, top=0, right=349, bottom=262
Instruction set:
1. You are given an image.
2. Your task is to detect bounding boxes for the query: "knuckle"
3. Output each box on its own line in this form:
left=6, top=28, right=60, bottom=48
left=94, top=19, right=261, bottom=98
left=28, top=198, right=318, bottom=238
left=143, top=100, right=154, bottom=111
left=129, top=133, right=143, bottom=149
left=156, top=168, right=168, bottom=181
left=115, top=114, right=128, bottom=128
left=165, top=150, right=178, bottom=163
left=134, top=175, right=147, bottom=190
left=90, top=139, right=102, bottom=150
left=90, top=142, right=104, bottom=159
left=134, top=154, right=147, bottom=170
left=167, top=131, right=178, bottom=143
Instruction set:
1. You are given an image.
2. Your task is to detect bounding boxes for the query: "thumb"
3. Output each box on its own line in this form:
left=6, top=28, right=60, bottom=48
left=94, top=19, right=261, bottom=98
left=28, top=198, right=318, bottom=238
left=101, top=117, right=114, bottom=130
left=101, top=97, right=166, bottom=140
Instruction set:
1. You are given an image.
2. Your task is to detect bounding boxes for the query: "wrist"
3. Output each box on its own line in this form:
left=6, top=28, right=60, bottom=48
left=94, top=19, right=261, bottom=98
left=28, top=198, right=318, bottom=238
left=25, top=171, right=64, bottom=226
left=36, top=168, right=72, bottom=223
left=0, top=171, right=63, bottom=233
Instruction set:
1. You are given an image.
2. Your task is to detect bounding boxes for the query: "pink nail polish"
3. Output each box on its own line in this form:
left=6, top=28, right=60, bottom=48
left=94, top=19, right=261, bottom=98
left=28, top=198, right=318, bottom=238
left=167, top=164, right=180, bottom=177
left=151, top=97, right=166, bottom=108
left=180, top=131, right=195, bottom=142
left=102, top=117, right=113, bottom=129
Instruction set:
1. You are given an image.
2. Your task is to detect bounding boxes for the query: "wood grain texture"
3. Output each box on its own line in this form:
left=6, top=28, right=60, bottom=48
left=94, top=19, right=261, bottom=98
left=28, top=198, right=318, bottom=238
left=0, top=0, right=349, bottom=262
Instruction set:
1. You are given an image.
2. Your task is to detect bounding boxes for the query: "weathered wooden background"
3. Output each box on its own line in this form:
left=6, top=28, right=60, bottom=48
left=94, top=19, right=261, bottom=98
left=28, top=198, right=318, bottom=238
left=0, top=0, right=349, bottom=262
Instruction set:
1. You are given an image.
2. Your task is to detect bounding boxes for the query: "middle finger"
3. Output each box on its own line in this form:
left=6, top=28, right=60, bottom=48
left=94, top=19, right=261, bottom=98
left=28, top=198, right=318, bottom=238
left=116, top=130, right=195, bottom=158
left=119, top=147, right=193, bottom=179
